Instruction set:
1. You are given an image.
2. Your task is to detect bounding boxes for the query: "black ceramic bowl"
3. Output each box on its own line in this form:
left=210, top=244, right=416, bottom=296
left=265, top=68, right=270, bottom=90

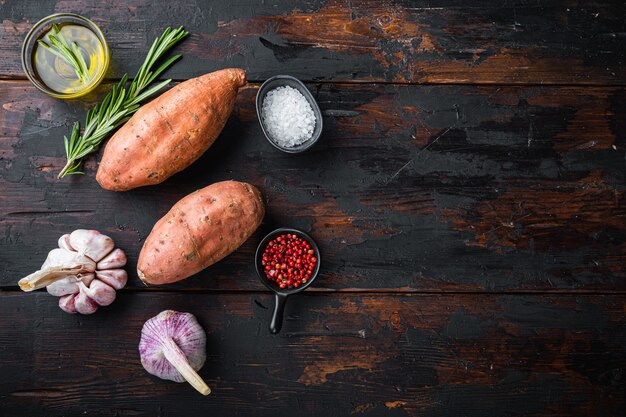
left=255, top=228, right=321, bottom=334
left=256, top=75, right=323, bottom=153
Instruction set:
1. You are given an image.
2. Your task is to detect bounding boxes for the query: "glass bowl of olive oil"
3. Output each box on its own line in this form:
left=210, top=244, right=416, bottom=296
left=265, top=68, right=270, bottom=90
left=21, top=13, right=109, bottom=99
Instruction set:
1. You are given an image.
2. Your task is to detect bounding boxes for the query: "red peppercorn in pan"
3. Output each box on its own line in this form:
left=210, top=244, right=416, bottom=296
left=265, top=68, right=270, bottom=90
left=261, top=233, right=318, bottom=289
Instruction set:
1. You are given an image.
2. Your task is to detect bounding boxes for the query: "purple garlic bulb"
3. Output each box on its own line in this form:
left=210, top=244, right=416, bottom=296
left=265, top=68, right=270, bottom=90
left=139, top=310, right=210, bottom=395
left=18, top=230, right=127, bottom=314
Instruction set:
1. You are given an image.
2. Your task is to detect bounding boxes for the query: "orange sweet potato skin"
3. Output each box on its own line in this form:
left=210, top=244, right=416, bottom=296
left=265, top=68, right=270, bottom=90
left=96, top=68, right=246, bottom=191
left=137, top=181, right=264, bottom=285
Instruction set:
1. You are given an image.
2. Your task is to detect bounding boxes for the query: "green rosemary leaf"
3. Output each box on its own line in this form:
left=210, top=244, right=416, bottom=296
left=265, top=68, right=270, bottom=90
left=51, top=24, right=70, bottom=50
left=127, top=78, right=171, bottom=107
left=71, top=41, right=89, bottom=77
left=145, top=54, right=181, bottom=86
left=98, top=90, right=113, bottom=120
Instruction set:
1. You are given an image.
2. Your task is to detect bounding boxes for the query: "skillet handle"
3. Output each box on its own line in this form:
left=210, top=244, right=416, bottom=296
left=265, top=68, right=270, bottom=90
left=269, top=293, right=288, bottom=334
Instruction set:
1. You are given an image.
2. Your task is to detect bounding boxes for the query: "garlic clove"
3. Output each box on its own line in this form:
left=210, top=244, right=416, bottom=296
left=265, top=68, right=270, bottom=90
left=79, top=273, right=96, bottom=287
left=96, top=248, right=127, bottom=270
left=69, top=229, right=114, bottom=262
left=59, top=294, right=77, bottom=313
left=58, top=234, right=73, bottom=251
left=139, top=310, right=210, bottom=395
left=74, top=289, right=99, bottom=314
left=96, top=269, right=127, bottom=290
left=78, top=280, right=116, bottom=307
left=47, top=276, right=80, bottom=296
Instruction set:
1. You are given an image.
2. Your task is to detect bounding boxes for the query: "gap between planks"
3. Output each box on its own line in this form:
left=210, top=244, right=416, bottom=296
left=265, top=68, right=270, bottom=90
left=1, top=76, right=626, bottom=88
left=1, top=287, right=625, bottom=296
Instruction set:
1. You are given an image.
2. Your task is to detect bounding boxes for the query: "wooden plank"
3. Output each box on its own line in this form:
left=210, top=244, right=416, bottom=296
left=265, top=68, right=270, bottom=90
left=0, top=292, right=623, bottom=416
left=2, top=81, right=625, bottom=292
left=1, top=0, right=626, bottom=84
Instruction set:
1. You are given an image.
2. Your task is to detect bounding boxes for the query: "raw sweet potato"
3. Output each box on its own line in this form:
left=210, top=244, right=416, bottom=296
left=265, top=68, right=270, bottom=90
left=137, top=181, right=264, bottom=285
left=96, top=69, right=246, bottom=191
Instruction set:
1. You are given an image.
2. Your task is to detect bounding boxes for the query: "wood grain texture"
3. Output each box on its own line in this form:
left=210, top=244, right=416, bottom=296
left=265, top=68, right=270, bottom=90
left=0, top=292, right=624, bottom=417
left=1, top=0, right=625, bottom=84
left=1, top=2, right=626, bottom=416
left=1, top=82, right=625, bottom=292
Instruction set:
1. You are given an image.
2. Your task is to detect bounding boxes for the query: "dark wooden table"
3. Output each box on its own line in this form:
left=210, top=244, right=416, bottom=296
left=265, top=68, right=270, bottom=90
left=1, top=1, right=625, bottom=416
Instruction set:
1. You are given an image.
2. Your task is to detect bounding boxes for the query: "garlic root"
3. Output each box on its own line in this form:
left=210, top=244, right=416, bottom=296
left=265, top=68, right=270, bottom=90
left=162, top=338, right=211, bottom=395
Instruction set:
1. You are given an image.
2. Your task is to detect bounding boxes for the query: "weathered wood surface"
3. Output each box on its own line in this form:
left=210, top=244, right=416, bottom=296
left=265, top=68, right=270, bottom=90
left=2, top=81, right=625, bottom=292
left=0, top=292, right=624, bottom=417
left=1, top=1, right=626, bottom=416
left=1, top=0, right=626, bottom=84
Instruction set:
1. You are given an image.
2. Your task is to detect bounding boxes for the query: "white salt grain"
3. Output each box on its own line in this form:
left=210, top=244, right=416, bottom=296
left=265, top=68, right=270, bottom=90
left=262, top=86, right=316, bottom=148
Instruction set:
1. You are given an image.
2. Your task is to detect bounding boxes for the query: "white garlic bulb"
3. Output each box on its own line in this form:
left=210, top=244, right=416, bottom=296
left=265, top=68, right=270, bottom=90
left=18, top=230, right=127, bottom=314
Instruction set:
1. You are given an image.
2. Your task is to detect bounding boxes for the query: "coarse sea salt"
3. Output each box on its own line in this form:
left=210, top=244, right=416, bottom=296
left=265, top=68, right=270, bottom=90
left=262, top=86, right=316, bottom=148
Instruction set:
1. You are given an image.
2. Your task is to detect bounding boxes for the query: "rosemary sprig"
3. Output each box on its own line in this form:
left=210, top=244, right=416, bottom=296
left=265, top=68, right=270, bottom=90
left=37, top=23, right=90, bottom=83
left=58, top=26, right=189, bottom=178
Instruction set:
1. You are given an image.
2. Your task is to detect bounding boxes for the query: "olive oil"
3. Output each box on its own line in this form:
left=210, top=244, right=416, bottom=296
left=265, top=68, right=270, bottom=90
left=33, top=23, right=106, bottom=95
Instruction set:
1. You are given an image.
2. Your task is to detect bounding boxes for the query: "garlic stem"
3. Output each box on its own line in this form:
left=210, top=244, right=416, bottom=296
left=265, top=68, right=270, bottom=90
left=161, top=337, right=211, bottom=396
left=18, top=266, right=86, bottom=292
